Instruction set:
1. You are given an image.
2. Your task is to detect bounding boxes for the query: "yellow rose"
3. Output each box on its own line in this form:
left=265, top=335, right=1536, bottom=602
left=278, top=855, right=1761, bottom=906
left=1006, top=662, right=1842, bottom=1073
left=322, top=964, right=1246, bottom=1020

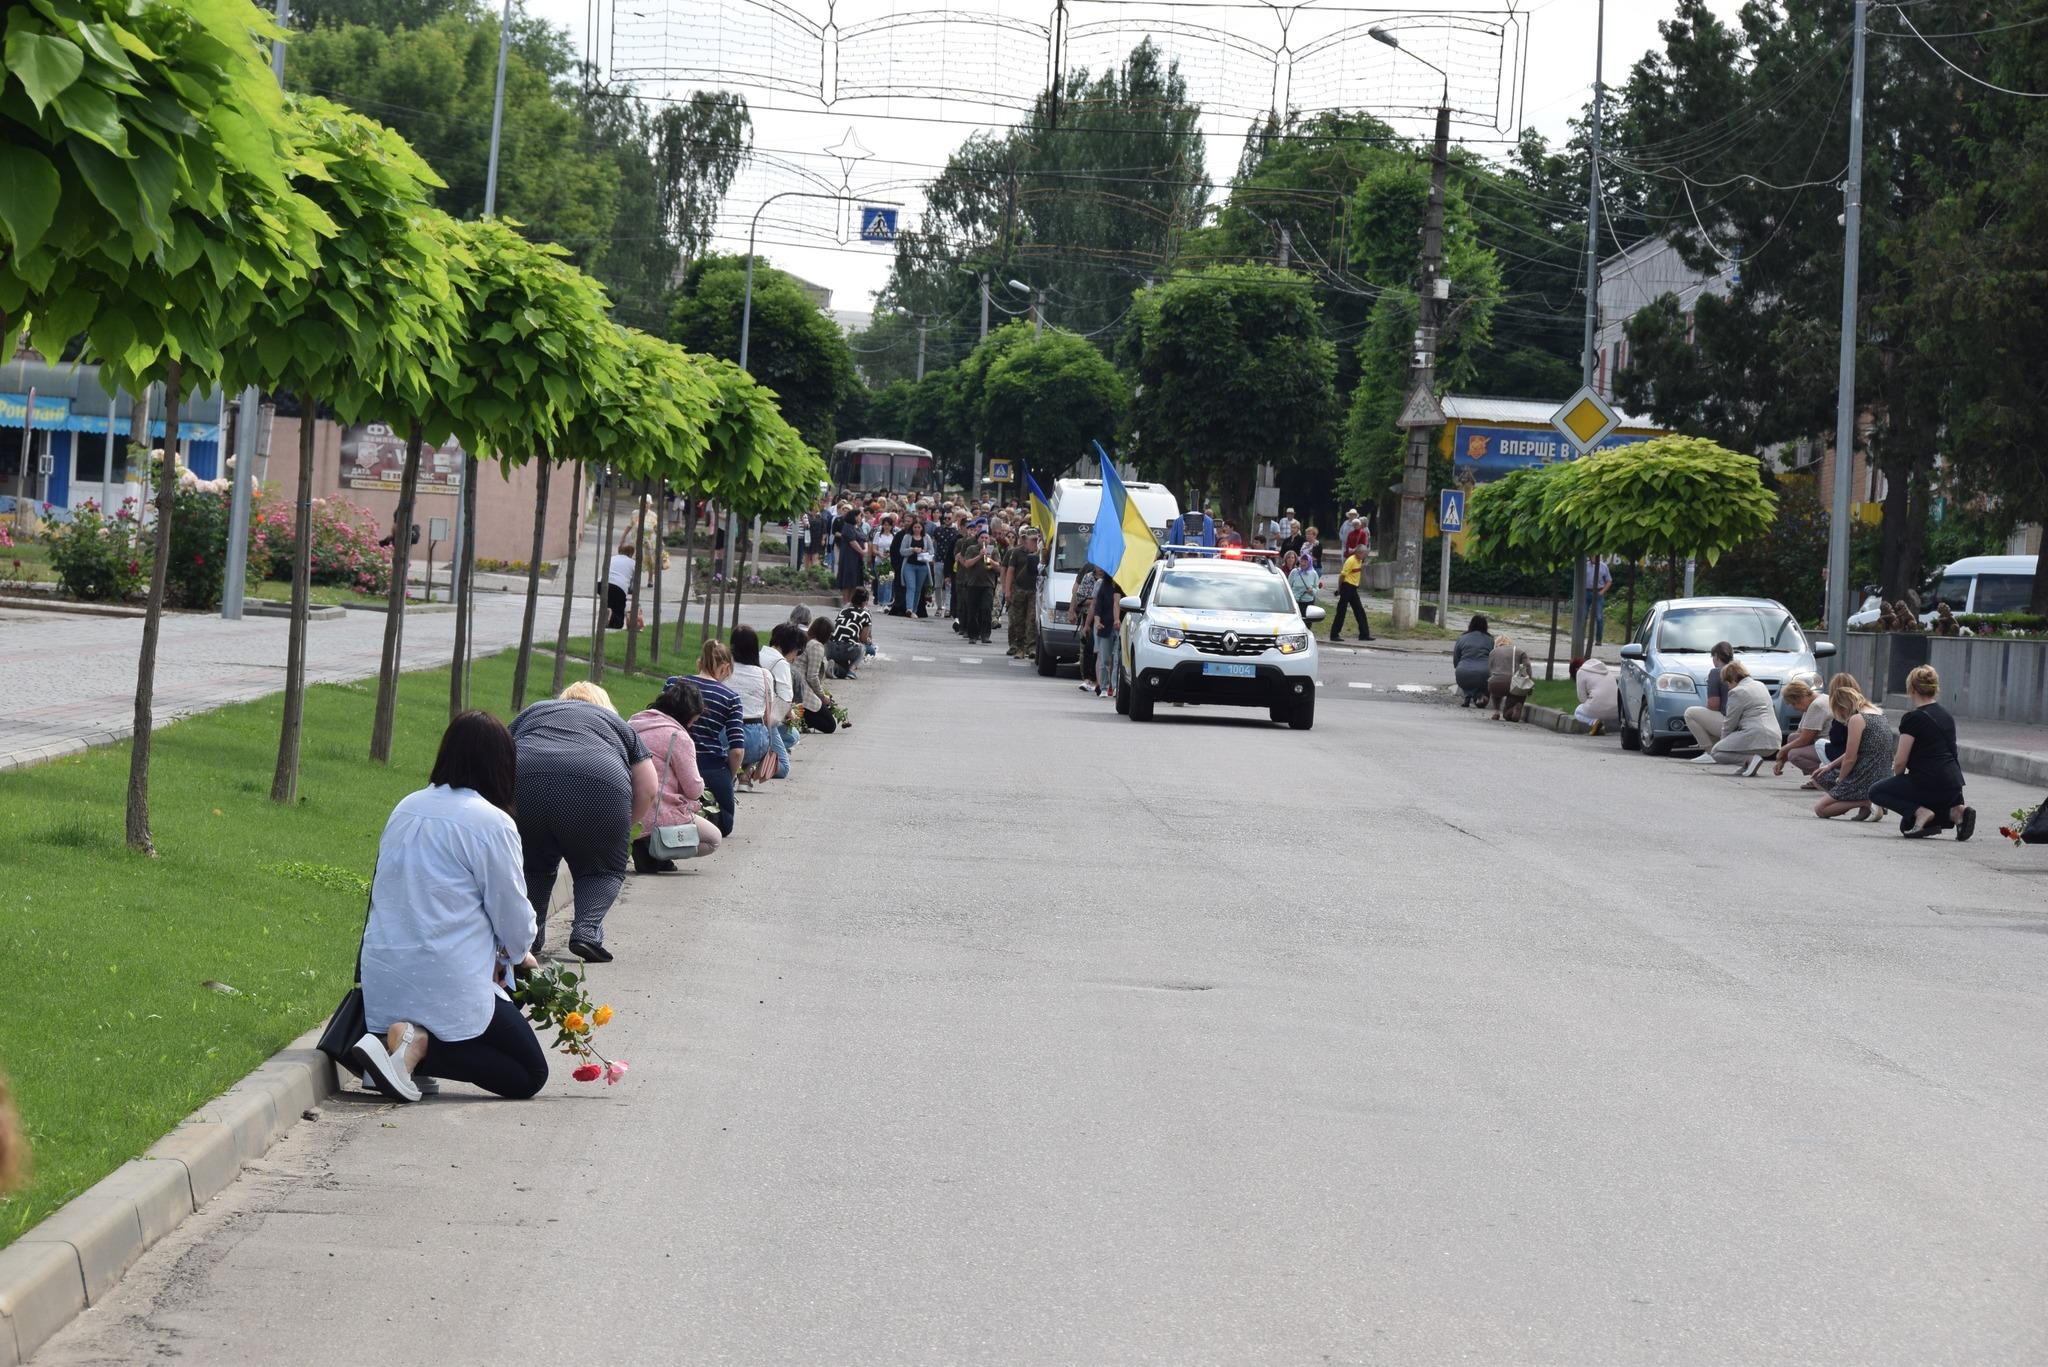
left=593, top=1005, right=613, bottom=1027
left=563, top=1011, right=587, bottom=1033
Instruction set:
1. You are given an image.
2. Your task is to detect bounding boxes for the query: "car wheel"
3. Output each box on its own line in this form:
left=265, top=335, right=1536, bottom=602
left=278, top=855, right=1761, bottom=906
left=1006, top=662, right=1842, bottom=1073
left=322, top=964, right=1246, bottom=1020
left=1641, top=700, right=1673, bottom=756
left=1287, top=688, right=1315, bottom=731
left=1619, top=694, right=1642, bottom=751
left=1114, top=664, right=1131, bottom=715
left=1035, top=639, right=1056, bottom=677
left=1128, top=673, right=1154, bottom=721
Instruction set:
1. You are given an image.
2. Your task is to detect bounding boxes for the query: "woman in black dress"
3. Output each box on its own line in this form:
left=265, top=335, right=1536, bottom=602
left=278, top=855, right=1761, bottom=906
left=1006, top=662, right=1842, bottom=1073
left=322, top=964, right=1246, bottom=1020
left=1869, top=664, right=1975, bottom=840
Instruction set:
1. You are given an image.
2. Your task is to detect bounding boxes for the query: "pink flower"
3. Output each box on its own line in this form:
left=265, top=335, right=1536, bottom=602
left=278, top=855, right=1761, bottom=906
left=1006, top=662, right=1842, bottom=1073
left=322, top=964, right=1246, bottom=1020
left=604, top=1060, right=629, bottom=1085
left=572, top=1062, right=602, bottom=1082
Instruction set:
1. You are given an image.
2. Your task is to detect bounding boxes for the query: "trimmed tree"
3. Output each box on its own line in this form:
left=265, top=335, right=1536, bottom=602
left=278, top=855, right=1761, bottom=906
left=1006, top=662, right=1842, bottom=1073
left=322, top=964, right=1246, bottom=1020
left=2, top=0, right=332, bottom=853
left=231, top=95, right=460, bottom=804
left=1550, top=435, right=1779, bottom=572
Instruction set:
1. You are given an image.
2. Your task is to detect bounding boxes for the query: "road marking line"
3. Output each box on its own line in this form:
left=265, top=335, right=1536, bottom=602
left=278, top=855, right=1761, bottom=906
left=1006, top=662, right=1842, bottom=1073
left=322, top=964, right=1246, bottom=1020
left=911, top=655, right=936, bottom=662
left=1348, top=681, right=1372, bottom=689
left=959, top=657, right=982, bottom=664
left=1395, top=683, right=1440, bottom=693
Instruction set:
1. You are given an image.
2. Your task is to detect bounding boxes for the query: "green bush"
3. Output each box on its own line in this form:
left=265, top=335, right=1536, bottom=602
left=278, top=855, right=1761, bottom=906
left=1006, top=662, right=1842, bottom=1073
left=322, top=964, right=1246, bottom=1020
left=41, top=499, right=149, bottom=601
left=165, top=480, right=231, bottom=609
left=1955, top=613, right=2048, bottom=637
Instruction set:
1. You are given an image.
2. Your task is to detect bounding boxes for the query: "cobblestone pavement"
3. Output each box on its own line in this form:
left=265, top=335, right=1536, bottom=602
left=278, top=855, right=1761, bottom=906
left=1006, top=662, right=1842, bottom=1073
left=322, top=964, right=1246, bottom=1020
left=0, top=595, right=535, bottom=772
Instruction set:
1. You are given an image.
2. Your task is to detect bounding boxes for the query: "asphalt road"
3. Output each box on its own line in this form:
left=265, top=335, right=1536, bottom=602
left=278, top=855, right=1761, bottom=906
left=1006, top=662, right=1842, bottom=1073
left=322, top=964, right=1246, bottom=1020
left=36, top=615, right=2048, bottom=1365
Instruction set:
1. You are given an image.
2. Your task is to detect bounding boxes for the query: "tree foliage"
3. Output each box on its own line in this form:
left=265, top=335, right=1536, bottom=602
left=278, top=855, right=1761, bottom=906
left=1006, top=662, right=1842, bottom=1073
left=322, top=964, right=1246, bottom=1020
left=667, top=254, right=858, bottom=454
left=1119, top=266, right=1336, bottom=523
left=972, top=325, right=1126, bottom=483
left=1553, top=435, right=1778, bottom=565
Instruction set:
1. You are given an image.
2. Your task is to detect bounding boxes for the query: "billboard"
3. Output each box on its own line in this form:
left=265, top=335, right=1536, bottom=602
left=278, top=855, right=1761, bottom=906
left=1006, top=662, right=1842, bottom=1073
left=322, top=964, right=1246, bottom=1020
left=341, top=423, right=465, bottom=495
left=1451, top=424, right=1657, bottom=483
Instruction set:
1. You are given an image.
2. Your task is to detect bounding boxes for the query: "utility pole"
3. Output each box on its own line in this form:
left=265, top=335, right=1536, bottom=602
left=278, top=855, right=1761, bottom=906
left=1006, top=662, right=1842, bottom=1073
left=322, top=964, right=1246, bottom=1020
left=1389, top=101, right=1452, bottom=630
left=915, top=317, right=928, bottom=382
left=1568, top=0, right=1606, bottom=662
left=1032, top=288, right=1045, bottom=336
left=1825, top=0, right=1868, bottom=645
left=971, top=274, right=990, bottom=496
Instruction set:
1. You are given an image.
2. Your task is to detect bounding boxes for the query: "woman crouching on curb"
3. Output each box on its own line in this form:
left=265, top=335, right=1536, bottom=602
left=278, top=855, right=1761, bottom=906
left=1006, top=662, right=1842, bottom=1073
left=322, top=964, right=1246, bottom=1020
left=628, top=677, right=725, bottom=873
left=1870, top=664, right=1976, bottom=840
left=353, top=711, right=549, bottom=1103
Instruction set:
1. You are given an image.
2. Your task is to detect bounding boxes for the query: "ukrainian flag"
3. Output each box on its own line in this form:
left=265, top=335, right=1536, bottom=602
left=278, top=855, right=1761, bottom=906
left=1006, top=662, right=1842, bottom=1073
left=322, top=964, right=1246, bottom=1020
left=1027, top=473, right=1055, bottom=549
left=1085, top=441, right=1158, bottom=594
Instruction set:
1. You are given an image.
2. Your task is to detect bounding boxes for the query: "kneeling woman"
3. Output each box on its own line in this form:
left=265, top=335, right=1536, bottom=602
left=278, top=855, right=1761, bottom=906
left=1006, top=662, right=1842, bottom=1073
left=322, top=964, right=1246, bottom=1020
left=627, top=678, right=725, bottom=872
left=353, top=711, right=549, bottom=1102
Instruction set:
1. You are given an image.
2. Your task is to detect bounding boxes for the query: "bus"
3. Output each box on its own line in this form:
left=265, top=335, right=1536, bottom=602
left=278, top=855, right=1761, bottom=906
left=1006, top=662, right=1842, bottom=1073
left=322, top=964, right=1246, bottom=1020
left=830, top=437, right=934, bottom=495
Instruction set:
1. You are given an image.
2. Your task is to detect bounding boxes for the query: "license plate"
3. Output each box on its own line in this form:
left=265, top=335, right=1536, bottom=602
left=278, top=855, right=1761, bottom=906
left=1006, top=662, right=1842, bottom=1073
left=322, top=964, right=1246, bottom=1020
left=1202, top=663, right=1256, bottom=678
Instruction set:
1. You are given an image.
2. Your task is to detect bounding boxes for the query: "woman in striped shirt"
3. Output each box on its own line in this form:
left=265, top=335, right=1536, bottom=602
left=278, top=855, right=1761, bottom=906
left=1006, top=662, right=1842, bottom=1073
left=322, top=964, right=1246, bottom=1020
left=677, top=639, right=745, bottom=837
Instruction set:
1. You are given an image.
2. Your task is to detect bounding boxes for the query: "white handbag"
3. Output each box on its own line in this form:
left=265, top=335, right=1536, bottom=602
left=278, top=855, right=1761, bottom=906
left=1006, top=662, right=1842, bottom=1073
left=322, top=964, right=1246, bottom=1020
left=647, top=733, right=700, bottom=860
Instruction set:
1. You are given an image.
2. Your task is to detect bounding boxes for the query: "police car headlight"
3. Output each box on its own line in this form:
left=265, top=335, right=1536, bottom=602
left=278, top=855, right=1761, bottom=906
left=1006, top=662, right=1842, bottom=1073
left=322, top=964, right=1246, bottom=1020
left=1145, top=624, right=1183, bottom=648
left=1277, top=632, right=1310, bottom=654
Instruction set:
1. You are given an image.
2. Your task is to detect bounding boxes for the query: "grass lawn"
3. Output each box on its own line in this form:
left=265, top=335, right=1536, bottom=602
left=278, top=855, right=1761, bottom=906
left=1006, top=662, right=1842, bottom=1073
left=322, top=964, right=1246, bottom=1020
left=1307, top=607, right=1454, bottom=643
left=558, top=621, right=708, bottom=692
left=1526, top=678, right=1578, bottom=712
left=0, top=642, right=642, bottom=1249
left=251, top=578, right=394, bottom=609
left=1, top=539, right=58, bottom=585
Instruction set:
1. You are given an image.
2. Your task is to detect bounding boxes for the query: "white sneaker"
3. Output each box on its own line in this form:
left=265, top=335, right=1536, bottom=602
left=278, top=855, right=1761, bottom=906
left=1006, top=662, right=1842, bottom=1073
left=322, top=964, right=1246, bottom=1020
left=348, top=1035, right=421, bottom=1103
left=1689, top=753, right=1719, bottom=765
left=361, top=1069, right=438, bottom=1096
left=1738, top=754, right=1765, bottom=778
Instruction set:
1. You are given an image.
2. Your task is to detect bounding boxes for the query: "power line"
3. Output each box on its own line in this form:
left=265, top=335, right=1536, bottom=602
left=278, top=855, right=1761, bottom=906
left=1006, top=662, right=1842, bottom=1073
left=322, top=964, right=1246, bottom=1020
left=1883, top=5, right=2048, bottom=97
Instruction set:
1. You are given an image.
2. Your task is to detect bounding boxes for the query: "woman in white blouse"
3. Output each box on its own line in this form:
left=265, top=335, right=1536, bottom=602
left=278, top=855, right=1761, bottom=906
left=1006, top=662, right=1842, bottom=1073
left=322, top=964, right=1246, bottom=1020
left=726, top=625, right=779, bottom=785
left=352, top=711, right=548, bottom=1103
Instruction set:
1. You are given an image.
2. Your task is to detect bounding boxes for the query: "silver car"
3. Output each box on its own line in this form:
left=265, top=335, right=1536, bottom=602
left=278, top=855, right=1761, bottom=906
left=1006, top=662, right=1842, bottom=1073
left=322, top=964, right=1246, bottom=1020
left=1615, top=597, right=1836, bottom=755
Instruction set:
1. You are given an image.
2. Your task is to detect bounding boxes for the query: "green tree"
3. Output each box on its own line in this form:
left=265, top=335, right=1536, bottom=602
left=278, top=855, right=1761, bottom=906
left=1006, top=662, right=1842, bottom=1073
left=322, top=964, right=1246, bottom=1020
left=1119, top=266, right=1337, bottom=527
left=1551, top=435, right=1778, bottom=568
left=3, top=0, right=332, bottom=853
left=973, top=327, right=1126, bottom=490
left=652, top=91, right=753, bottom=277
left=667, top=255, right=858, bottom=453
left=229, top=96, right=461, bottom=802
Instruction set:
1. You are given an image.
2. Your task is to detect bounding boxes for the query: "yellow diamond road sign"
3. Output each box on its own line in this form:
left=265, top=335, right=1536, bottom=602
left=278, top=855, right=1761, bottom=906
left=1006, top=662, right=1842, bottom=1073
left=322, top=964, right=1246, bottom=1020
left=1551, top=386, right=1620, bottom=455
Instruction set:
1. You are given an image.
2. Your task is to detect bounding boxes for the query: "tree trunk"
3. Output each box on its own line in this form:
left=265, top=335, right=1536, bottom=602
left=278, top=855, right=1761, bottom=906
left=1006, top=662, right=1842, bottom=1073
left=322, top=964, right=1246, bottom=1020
left=1543, top=571, right=1562, bottom=681
left=1902, top=465, right=1930, bottom=608
left=510, top=454, right=553, bottom=713
left=677, top=496, right=697, bottom=654
left=124, top=360, right=183, bottom=854
left=449, top=453, right=479, bottom=719
left=650, top=481, right=667, bottom=663
left=700, top=500, right=716, bottom=645
left=592, top=464, right=619, bottom=682
left=370, top=421, right=425, bottom=762
left=626, top=477, right=651, bottom=674
left=270, top=394, right=318, bottom=804
left=729, top=522, right=748, bottom=628
left=551, top=460, right=584, bottom=698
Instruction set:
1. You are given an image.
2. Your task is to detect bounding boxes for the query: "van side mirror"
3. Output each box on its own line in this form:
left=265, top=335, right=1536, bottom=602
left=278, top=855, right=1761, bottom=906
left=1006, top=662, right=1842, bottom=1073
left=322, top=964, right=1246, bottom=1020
left=1618, top=643, right=1645, bottom=661
left=1813, top=641, right=1836, bottom=658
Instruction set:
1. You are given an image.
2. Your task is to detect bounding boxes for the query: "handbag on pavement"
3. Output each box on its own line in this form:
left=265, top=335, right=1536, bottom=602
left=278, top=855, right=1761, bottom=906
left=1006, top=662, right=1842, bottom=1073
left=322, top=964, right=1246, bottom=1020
left=316, top=868, right=375, bottom=1065
left=646, top=732, right=701, bottom=861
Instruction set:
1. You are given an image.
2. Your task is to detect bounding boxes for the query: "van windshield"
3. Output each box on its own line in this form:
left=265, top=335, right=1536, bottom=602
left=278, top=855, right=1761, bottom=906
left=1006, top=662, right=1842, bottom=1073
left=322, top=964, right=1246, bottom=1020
left=1054, top=524, right=1092, bottom=572
left=1658, top=606, right=1804, bottom=653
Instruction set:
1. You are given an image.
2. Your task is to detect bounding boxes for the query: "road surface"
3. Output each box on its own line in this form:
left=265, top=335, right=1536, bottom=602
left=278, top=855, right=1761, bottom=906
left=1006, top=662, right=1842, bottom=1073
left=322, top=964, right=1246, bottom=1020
left=36, top=614, right=2048, bottom=1365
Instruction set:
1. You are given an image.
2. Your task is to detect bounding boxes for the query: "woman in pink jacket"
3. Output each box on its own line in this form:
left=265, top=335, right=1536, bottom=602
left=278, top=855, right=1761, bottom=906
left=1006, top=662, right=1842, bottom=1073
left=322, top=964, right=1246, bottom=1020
left=628, top=678, right=724, bottom=873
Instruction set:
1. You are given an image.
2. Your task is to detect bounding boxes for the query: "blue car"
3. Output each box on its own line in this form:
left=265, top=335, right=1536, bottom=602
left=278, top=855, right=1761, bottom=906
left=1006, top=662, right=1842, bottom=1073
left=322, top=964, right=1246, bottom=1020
left=1615, top=597, right=1835, bottom=755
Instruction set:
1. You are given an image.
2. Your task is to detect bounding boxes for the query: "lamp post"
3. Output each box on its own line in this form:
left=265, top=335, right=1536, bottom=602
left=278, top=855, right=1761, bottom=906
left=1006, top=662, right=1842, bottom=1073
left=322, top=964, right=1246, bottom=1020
left=1567, top=0, right=1607, bottom=663
left=1007, top=278, right=1043, bottom=335
left=1372, top=25, right=1452, bottom=631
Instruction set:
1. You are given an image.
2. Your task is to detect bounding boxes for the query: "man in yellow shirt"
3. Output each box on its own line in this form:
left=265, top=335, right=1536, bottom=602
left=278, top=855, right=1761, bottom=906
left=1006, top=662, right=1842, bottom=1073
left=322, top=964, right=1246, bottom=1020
left=1330, top=546, right=1374, bottom=642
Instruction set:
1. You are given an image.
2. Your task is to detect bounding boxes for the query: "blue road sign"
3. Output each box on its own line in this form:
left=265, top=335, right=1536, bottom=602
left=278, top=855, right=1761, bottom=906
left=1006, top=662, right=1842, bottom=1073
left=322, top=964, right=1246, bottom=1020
left=1439, top=489, right=1465, bottom=532
left=859, top=206, right=898, bottom=243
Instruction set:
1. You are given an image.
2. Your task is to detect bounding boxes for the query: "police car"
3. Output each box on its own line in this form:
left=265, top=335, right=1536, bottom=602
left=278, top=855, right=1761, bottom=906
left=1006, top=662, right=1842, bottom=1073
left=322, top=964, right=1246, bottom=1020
left=1115, top=548, right=1322, bottom=729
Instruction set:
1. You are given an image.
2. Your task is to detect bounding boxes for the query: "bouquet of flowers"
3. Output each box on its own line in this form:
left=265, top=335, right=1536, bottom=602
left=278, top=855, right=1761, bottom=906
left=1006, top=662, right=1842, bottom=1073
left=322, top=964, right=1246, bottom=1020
left=512, top=963, right=627, bottom=1084
left=1997, top=803, right=2041, bottom=848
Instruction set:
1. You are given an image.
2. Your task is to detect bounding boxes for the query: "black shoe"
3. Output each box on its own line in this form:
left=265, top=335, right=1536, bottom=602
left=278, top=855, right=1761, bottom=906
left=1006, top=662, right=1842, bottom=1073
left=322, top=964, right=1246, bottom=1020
left=1956, top=807, right=1977, bottom=842
left=630, top=836, right=663, bottom=875
left=568, top=938, right=614, bottom=963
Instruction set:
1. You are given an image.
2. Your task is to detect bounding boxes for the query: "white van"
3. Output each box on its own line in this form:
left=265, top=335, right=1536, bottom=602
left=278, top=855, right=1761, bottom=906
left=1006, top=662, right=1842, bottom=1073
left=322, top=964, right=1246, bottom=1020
left=1846, top=554, right=2038, bottom=628
left=1035, top=477, right=1181, bottom=675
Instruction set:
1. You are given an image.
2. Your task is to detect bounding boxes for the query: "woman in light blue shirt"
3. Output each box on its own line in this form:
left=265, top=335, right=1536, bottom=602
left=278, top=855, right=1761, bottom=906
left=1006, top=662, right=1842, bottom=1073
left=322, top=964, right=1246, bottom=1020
left=353, top=712, right=548, bottom=1103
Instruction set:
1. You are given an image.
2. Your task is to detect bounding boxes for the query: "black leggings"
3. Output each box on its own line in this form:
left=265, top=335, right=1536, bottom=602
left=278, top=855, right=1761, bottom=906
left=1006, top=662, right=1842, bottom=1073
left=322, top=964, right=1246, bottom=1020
left=606, top=584, right=627, bottom=629
left=420, top=996, right=548, bottom=1099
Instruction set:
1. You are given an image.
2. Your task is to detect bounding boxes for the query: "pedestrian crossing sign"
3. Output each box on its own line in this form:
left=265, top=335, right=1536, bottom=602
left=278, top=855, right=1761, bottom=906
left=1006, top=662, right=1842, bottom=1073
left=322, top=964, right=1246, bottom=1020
left=859, top=206, right=898, bottom=243
left=987, top=458, right=1014, bottom=483
left=1438, top=489, right=1464, bottom=532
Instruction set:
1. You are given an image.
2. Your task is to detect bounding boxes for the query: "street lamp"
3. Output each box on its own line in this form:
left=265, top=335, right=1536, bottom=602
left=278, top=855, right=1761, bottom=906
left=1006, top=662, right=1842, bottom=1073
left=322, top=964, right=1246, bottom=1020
left=1375, top=25, right=1453, bottom=631
left=1005, top=279, right=1043, bottom=335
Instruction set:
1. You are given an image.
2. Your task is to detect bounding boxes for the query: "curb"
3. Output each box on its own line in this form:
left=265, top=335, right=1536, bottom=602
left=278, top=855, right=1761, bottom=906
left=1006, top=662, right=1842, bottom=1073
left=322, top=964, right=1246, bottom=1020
left=0, top=595, right=148, bottom=619
left=0, top=869, right=578, bottom=1366
left=1519, top=704, right=2047, bottom=787
left=243, top=600, right=348, bottom=621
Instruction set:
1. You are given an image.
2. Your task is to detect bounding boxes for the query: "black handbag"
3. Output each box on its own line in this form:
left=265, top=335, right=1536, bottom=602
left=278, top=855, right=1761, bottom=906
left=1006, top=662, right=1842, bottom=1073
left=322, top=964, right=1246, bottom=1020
left=2024, top=796, right=2048, bottom=846
left=315, top=870, right=376, bottom=1065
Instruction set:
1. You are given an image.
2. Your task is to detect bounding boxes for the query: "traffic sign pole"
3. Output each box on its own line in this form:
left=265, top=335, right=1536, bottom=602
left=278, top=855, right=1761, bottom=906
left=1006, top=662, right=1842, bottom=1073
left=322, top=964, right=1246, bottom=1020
left=1437, top=489, right=1464, bottom=630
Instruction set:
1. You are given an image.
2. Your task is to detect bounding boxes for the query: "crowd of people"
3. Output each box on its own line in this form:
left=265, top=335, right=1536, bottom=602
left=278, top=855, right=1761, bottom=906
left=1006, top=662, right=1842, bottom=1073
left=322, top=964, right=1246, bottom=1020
left=345, top=586, right=880, bottom=1104
left=1515, top=621, right=1981, bottom=841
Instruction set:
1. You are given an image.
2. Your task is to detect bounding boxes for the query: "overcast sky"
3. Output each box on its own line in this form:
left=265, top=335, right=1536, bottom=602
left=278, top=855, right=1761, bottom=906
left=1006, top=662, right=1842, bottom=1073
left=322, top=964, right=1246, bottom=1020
left=522, top=0, right=1744, bottom=313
